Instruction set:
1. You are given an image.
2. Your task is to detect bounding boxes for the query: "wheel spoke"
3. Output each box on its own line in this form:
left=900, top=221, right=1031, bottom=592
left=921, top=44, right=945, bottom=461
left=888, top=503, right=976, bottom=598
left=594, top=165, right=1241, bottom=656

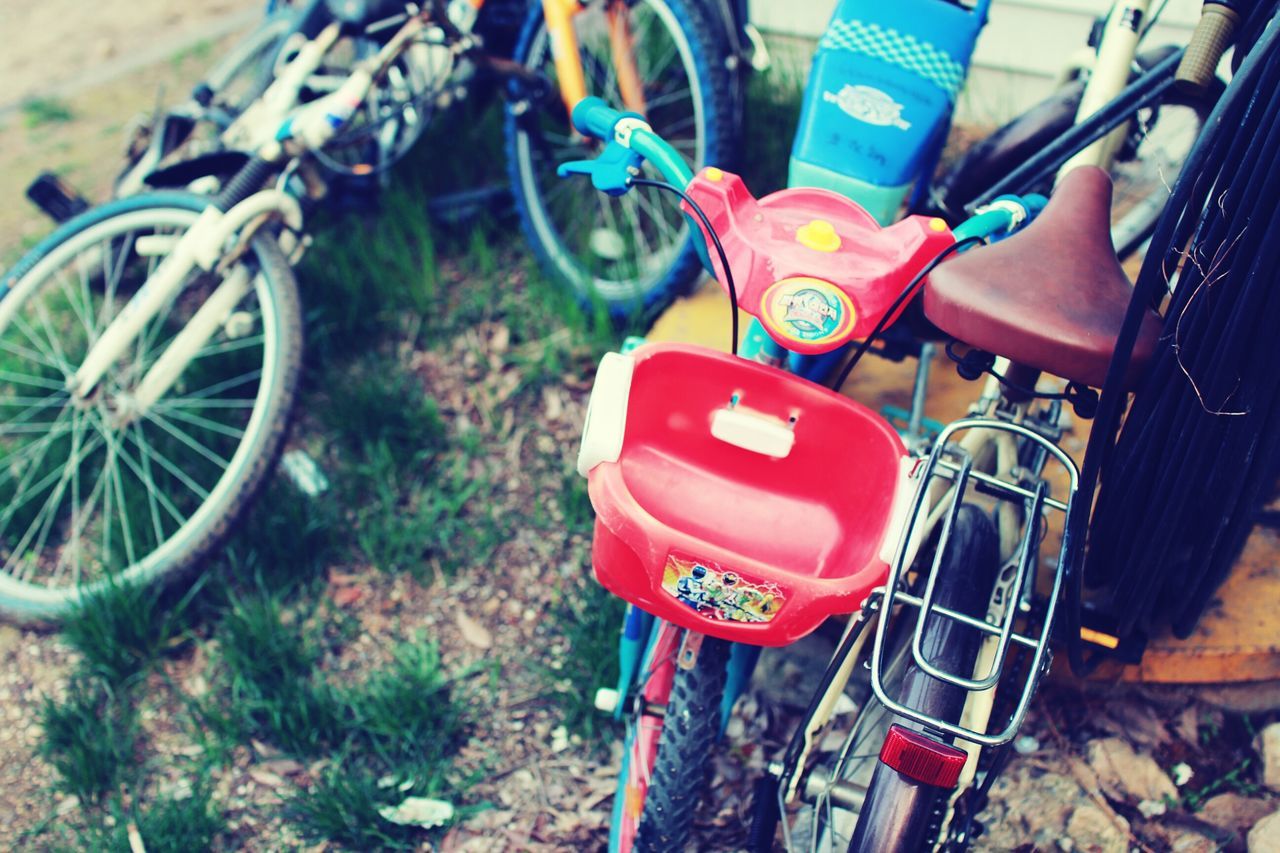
left=120, top=424, right=212, bottom=503
left=0, top=337, right=64, bottom=373
left=182, top=368, right=263, bottom=401
left=105, top=433, right=140, bottom=570
left=4, top=419, right=103, bottom=582
left=151, top=404, right=247, bottom=441
left=0, top=408, right=77, bottom=536
left=24, top=416, right=93, bottom=582
left=0, top=367, right=68, bottom=393
left=141, top=410, right=232, bottom=471
left=11, top=312, right=73, bottom=378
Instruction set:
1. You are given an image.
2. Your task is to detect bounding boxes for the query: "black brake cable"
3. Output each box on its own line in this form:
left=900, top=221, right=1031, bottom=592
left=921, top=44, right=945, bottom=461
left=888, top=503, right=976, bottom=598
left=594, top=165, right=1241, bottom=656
left=629, top=177, right=740, bottom=356
left=828, top=236, right=983, bottom=392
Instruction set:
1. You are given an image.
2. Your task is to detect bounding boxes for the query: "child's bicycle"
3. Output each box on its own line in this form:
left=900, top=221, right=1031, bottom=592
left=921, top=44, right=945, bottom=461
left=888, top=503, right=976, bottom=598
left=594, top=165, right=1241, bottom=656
left=563, top=93, right=1163, bottom=850
left=0, top=12, right=447, bottom=625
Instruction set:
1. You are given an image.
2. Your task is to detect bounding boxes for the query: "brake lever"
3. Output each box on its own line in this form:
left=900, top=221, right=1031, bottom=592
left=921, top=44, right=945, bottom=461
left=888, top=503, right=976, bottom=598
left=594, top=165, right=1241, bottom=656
left=558, top=140, right=644, bottom=196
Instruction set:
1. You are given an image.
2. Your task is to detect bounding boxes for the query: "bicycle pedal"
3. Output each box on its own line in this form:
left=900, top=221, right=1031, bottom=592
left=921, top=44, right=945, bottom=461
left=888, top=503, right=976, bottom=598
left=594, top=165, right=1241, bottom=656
left=26, top=171, right=89, bottom=224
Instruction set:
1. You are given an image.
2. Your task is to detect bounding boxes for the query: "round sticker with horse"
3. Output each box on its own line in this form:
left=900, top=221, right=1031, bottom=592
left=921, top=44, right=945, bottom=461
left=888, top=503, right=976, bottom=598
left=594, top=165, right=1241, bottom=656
left=761, top=276, right=857, bottom=348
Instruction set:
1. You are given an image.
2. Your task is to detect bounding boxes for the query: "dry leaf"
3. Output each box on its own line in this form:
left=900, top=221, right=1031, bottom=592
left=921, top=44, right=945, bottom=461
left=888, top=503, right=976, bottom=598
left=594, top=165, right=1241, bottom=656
left=330, top=586, right=362, bottom=608
left=378, top=796, right=455, bottom=828
left=257, top=758, right=305, bottom=777
left=248, top=768, right=287, bottom=789
left=455, top=610, right=493, bottom=650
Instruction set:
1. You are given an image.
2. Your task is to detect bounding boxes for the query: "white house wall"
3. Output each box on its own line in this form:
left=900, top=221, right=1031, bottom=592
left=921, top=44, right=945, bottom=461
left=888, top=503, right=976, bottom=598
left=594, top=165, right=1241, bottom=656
left=747, top=0, right=1201, bottom=124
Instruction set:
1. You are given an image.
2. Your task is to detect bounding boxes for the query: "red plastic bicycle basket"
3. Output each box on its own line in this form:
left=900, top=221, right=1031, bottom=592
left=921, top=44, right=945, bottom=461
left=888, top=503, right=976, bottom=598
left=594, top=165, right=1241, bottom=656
left=586, top=343, right=909, bottom=646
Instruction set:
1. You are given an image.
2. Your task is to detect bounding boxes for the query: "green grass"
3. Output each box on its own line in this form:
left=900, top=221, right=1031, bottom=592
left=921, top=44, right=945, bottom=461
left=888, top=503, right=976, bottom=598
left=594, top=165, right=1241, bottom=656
left=40, top=676, right=137, bottom=805
left=25, top=40, right=815, bottom=849
left=61, top=576, right=202, bottom=686
left=21, top=97, right=74, bottom=128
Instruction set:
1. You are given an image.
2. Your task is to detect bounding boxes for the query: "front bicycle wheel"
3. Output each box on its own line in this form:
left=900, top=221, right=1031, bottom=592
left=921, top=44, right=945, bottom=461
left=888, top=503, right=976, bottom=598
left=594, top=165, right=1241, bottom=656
left=0, top=193, right=302, bottom=624
left=611, top=621, right=731, bottom=852
left=505, top=0, right=733, bottom=320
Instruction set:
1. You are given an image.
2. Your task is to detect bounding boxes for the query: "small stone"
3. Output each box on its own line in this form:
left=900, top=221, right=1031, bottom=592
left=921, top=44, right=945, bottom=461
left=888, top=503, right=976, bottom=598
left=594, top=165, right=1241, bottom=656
left=1200, top=793, right=1276, bottom=833
left=454, top=610, right=493, bottom=650
left=1199, top=680, right=1280, bottom=714
left=1172, top=762, right=1194, bottom=786
left=1014, top=734, right=1040, bottom=755
left=0, top=625, right=22, bottom=658
left=1255, top=723, right=1280, bottom=790
left=550, top=725, right=570, bottom=753
left=1161, top=829, right=1219, bottom=853
left=1248, top=809, right=1280, bottom=853
left=1137, top=798, right=1168, bottom=818
left=1066, top=804, right=1128, bottom=853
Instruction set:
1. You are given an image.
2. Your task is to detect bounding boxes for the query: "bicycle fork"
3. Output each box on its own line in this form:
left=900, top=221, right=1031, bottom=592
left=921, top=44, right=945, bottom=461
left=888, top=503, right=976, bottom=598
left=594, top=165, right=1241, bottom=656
left=58, top=191, right=304, bottom=423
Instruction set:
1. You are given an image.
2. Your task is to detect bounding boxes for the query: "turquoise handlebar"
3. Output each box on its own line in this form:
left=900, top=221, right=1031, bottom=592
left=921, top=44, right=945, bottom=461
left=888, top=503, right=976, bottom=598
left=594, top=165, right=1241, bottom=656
left=569, top=97, right=696, bottom=190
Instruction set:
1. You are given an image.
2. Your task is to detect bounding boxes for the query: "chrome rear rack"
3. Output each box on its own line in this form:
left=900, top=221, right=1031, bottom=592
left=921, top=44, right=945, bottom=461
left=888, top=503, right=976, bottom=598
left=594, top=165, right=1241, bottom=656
left=868, top=417, right=1081, bottom=747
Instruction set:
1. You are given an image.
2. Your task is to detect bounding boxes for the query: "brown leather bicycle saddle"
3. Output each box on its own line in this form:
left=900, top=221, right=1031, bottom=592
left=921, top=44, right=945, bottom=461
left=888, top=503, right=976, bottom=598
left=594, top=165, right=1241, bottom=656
left=923, top=166, right=1163, bottom=390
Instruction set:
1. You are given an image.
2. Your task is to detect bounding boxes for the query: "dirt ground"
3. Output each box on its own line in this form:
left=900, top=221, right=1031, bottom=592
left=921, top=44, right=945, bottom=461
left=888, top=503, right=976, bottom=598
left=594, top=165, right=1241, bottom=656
left=3, top=3, right=1280, bottom=852
left=0, top=0, right=258, bottom=260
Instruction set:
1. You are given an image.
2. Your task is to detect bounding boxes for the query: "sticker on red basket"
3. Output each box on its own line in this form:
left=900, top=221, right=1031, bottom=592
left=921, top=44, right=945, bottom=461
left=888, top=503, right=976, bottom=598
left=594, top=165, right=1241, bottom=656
left=759, top=277, right=857, bottom=349
left=661, top=553, right=785, bottom=623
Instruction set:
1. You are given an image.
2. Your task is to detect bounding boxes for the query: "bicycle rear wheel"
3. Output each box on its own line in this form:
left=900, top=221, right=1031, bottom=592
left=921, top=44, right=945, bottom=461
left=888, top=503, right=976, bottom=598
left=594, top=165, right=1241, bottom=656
left=930, top=48, right=1220, bottom=260
left=846, top=505, right=1000, bottom=851
left=0, top=193, right=302, bottom=624
left=505, top=0, right=733, bottom=320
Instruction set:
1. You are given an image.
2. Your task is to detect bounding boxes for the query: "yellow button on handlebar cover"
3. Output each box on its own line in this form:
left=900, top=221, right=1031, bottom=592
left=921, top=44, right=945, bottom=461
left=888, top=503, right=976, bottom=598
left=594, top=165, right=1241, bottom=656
left=796, top=219, right=842, bottom=253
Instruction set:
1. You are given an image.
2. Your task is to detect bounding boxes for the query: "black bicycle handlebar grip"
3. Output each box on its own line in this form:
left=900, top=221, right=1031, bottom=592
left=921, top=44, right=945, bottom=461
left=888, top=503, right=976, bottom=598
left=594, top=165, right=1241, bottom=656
left=211, top=155, right=277, bottom=213
left=1176, top=2, right=1240, bottom=95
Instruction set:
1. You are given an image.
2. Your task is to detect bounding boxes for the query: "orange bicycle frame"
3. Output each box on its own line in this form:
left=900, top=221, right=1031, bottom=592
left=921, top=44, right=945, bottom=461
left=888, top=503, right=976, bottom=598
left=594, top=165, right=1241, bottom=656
left=540, top=0, right=648, bottom=120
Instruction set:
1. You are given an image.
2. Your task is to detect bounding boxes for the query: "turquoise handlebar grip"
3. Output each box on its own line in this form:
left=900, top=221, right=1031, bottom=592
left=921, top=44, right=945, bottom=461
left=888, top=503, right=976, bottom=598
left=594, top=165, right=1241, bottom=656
left=572, top=96, right=631, bottom=140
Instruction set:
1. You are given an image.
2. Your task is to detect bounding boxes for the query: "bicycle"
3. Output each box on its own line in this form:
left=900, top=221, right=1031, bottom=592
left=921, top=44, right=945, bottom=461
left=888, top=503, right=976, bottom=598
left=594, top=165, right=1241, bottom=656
left=28, top=0, right=742, bottom=323
left=0, top=12, right=448, bottom=625
left=0, top=0, right=743, bottom=621
left=559, top=6, right=1254, bottom=832
left=649, top=0, right=1236, bottom=453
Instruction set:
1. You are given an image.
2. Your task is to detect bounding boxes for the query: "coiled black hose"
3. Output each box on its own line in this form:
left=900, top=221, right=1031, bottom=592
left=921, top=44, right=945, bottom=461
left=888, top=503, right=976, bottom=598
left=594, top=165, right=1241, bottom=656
left=1075, top=2, right=1280, bottom=659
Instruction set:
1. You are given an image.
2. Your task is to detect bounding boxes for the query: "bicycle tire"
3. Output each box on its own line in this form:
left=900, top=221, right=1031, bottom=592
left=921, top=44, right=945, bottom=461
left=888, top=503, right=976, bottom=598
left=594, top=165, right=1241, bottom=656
left=204, top=10, right=297, bottom=117
left=0, top=193, right=302, bottom=624
left=930, top=47, right=1222, bottom=260
left=504, top=0, right=733, bottom=320
left=846, top=505, right=1000, bottom=853
left=611, top=623, right=731, bottom=852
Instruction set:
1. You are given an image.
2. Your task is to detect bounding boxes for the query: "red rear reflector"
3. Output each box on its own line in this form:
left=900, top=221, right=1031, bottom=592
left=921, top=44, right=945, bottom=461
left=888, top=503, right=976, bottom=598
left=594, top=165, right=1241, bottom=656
left=879, top=724, right=967, bottom=788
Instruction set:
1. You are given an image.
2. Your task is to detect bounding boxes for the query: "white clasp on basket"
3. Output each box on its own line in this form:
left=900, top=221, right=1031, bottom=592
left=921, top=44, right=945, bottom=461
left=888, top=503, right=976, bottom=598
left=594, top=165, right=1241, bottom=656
left=577, top=352, right=635, bottom=476
left=710, top=404, right=795, bottom=458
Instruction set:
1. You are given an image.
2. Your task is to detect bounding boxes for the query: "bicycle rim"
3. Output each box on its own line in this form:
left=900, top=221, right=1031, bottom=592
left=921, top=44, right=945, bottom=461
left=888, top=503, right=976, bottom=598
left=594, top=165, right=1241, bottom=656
left=0, top=202, right=299, bottom=620
left=511, top=0, right=713, bottom=309
left=1108, top=93, right=1213, bottom=259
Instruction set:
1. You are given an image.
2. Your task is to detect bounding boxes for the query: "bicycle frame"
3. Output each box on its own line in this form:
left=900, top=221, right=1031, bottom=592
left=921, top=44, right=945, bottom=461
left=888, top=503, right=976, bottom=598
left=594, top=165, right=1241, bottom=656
left=58, top=15, right=426, bottom=415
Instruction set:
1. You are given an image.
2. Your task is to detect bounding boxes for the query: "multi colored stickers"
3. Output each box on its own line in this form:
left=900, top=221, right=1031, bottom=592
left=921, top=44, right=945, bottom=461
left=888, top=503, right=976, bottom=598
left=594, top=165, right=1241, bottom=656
left=760, top=276, right=857, bottom=349
left=662, top=553, right=785, bottom=623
